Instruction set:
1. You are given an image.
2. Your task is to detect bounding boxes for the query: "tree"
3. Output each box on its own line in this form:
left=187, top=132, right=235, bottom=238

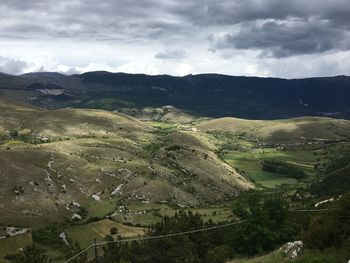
left=12, top=245, right=51, bottom=263
left=229, top=192, right=297, bottom=255
left=65, top=241, right=88, bottom=263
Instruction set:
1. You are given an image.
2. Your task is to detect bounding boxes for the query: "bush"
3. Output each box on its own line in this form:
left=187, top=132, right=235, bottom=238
left=32, top=224, right=63, bottom=246
left=110, top=227, right=118, bottom=235
left=166, top=145, right=182, bottom=151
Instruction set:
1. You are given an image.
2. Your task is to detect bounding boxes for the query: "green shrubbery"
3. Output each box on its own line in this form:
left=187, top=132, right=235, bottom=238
left=261, top=160, right=306, bottom=179
left=302, top=194, right=350, bottom=250
left=32, top=223, right=64, bottom=246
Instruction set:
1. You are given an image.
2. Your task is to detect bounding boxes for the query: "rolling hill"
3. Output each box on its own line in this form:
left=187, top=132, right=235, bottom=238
left=196, top=116, right=350, bottom=143
left=0, top=97, right=252, bottom=226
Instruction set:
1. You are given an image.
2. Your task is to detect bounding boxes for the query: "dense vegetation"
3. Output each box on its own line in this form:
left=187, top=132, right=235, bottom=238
left=297, top=194, right=350, bottom=263
left=261, top=160, right=306, bottom=179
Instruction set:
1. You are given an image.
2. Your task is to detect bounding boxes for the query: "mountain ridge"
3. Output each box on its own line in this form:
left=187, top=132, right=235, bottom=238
left=1, top=71, right=350, bottom=119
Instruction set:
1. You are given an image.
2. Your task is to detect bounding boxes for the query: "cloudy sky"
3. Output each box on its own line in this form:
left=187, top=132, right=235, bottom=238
left=1, top=0, right=350, bottom=78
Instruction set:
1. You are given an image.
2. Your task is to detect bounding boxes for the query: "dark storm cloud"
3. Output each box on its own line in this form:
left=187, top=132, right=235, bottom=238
left=215, top=19, right=350, bottom=57
left=171, top=0, right=350, bottom=28
left=187, top=0, right=350, bottom=57
left=2, top=0, right=350, bottom=50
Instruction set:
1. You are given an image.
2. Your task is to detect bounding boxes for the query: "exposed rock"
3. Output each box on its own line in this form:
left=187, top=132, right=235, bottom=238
left=71, top=213, right=82, bottom=220
left=111, top=184, right=124, bottom=196
left=315, top=198, right=334, bottom=208
left=71, top=201, right=80, bottom=207
left=38, top=88, right=65, bottom=96
left=279, top=241, right=304, bottom=259
left=91, top=194, right=101, bottom=202
left=59, top=232, right=70, bottom=247
left=4, top=227, right=30, bottom=237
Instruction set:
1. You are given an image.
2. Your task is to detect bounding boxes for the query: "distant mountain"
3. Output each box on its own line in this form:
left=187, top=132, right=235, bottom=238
left=0, top=71, right=350, bottom=119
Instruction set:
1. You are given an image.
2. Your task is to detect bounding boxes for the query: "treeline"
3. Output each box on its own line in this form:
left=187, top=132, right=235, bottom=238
left=261, top=160, right=306, bottom=179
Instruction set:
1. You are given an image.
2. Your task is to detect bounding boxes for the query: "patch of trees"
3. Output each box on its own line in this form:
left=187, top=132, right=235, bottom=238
left=32, top=223, right=65, bottom=246
left=261, top=160, right=306, bottom=179
left=229, top=192, right=299, bottom=255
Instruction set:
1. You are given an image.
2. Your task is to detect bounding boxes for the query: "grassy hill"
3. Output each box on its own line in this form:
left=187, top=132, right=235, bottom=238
left=0, top=97, right=253, bottom=228
left=196, top=116, right=350, bottom=143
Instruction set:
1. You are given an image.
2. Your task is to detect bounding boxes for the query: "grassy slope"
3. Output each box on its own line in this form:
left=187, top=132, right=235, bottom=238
left=196, top=117, right=350, bottom=142
left=0, top=97, right=252, bottom=226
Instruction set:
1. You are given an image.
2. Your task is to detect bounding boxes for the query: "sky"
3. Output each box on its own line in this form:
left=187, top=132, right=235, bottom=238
left=0, top=0, right=350, bottom=78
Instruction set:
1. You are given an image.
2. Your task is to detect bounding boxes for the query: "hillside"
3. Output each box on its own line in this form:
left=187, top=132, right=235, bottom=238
left=1, top=96, right=350, bottom=262
left=0, top=72, right=350, bottom=119
left=196, top=116, right=350, bottom=143
left=0, top=97, right=252, bottom=227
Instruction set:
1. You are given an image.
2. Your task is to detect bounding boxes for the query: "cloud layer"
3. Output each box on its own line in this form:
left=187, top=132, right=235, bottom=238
left=0, top=0, right=350, bottom=77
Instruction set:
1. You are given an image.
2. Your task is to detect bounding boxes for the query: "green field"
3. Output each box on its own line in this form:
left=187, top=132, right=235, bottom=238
left=221, top=148, right=317, bottom=187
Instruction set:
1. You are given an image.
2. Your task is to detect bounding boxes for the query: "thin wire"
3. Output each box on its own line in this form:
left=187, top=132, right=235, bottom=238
left=63, top=220, right=247, bottom=263
left=289, top=208, right=329, bottom=212
left=63, top=208, right=330, bottom=263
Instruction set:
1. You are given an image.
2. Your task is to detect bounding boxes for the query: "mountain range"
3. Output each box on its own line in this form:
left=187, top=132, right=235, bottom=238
left=1, top=71, right=350, bottom=119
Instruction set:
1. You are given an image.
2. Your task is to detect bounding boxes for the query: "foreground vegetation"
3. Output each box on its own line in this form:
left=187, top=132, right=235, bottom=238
left=5, top=193, right=350, bottom=263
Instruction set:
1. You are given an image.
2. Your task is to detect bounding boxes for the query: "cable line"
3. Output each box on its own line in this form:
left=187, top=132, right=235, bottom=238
left=64, top=207, right=331, bottom=262
left=63, top=220, right=247, bottom=263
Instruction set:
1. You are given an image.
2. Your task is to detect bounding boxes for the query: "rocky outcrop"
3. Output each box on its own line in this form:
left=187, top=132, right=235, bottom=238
left=279, top=241, right=304, bottom=259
